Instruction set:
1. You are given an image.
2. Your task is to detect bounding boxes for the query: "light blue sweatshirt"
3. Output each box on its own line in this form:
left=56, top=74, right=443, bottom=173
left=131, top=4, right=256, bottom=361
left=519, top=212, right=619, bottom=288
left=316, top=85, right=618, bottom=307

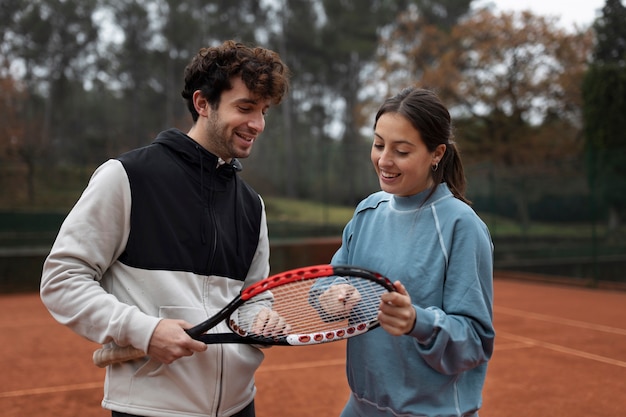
left=332, top=183, right=495, bottom=417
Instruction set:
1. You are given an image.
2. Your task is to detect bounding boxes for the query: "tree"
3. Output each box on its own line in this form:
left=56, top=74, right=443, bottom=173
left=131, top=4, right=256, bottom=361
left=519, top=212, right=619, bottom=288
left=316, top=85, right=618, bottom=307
left=582, top=0, right=626, bottom=233
left=414, top=0, right=472, bottom=30
left=0, top=76, right=26, bottom=160
left=1, top=0, right=479, bottom=208
left=258, top=0, right=474, bottom=205
left=103, top=0, right=164, bottom=150
left=375, top=8, right=593, bottom=230
left=252, top=0, right=401, bottom=202
left=0, top=0, right=100, bottom=201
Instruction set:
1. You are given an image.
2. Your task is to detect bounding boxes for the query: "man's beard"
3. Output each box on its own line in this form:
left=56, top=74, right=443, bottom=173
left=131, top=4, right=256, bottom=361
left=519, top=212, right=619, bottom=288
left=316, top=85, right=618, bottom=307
left=206, top=112, right=238, bottom=160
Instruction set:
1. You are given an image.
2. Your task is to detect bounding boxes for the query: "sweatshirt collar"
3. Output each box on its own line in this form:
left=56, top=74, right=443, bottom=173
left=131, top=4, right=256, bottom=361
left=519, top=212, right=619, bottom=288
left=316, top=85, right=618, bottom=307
left=390, top=183, right=452, bottom=211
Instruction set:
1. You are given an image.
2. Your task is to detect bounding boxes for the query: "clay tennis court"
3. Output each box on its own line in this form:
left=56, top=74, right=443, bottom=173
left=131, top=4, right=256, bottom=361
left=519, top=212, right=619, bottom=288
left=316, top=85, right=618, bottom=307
left=2, top=273, right=625, bottom=416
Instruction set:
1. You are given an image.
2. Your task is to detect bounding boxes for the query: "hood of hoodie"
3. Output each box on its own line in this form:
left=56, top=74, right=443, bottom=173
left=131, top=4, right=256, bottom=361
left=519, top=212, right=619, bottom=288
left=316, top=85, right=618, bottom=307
left=154, top=128, right=243, bottom=188
left=115, top=128, right=263, bottom=278
left=153, top=128, right=246, bottom=251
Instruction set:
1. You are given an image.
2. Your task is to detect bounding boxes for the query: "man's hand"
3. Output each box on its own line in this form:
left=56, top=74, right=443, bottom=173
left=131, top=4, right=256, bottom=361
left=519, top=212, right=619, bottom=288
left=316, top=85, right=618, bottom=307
left=319, top=283, right=362, bottom=319
left=147, top=319, right=208, bottom=364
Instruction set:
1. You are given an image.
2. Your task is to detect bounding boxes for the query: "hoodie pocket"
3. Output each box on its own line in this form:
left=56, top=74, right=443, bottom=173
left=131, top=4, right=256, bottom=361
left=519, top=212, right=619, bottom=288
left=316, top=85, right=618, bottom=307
left=132, top=305, right=210, bottom=375
left=128, top=306, right=222, bottom=414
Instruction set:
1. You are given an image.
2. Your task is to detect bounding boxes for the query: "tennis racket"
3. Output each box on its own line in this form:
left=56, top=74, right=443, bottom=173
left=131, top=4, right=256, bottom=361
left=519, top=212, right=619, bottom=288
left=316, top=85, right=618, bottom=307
left=93, top=264, right=394, bottom=367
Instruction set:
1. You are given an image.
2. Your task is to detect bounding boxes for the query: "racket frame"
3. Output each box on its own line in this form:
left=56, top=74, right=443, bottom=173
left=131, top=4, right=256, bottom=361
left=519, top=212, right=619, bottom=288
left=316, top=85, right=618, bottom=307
left=93, top=264, right=394, bottom=366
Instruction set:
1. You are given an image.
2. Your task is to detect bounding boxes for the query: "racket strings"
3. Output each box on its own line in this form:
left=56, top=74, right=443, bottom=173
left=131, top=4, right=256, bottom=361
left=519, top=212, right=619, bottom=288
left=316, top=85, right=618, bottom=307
left=230, top=276, right=387, bottom=339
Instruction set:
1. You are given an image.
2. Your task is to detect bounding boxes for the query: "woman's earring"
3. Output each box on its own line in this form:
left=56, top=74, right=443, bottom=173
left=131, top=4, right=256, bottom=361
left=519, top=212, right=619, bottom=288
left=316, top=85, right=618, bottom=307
left=431, top=162, right=439, bottom=172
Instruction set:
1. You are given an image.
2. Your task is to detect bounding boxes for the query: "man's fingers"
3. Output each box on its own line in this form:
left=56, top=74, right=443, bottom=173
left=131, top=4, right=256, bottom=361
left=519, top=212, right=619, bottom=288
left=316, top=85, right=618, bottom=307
left=188, top=338, right=208, bottom=352
left=252, top=309, right=270, bottom=334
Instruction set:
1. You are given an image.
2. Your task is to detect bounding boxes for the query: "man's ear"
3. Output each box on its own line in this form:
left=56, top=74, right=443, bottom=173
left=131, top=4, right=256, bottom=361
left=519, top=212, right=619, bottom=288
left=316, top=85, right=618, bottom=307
left=193, top=90, right=209, bottom=117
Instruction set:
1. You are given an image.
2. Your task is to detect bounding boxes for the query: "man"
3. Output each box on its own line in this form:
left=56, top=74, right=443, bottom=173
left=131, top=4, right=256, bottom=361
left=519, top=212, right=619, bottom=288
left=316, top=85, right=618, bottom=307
left=40, top=40, right=290, bottom=417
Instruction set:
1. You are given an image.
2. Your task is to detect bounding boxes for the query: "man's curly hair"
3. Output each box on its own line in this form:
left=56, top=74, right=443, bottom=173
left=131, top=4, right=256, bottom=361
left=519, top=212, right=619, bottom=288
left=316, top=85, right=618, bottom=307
left=181, top=40, right=290, bottom=122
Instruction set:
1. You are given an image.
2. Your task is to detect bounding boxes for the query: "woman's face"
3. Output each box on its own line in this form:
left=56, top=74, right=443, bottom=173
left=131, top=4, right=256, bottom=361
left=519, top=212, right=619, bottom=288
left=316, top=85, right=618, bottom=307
left=371, top=112, right=445, bottom=197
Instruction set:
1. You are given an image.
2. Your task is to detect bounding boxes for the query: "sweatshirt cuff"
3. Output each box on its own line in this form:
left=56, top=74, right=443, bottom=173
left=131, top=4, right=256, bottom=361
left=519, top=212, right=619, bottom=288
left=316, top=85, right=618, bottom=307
left=123, top=309, right=162, bottom=354
left=408, top=306, right=441, bottom=345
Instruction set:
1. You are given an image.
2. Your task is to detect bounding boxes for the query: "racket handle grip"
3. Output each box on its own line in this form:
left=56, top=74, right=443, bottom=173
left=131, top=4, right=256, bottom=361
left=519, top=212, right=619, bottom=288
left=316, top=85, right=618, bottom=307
left=93, top=345, right=146, bottom=368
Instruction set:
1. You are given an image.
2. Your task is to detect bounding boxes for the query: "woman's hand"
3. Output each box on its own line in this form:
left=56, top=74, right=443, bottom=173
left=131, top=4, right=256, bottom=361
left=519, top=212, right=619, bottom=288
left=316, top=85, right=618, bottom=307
left=378, top=281, right=416, bottom=336
left=319, top=283, right=362, bottom=319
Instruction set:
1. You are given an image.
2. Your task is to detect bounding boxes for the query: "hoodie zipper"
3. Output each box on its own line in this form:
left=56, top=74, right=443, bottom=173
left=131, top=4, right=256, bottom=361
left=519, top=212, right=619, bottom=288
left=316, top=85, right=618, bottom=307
left=197, top=144, right=218, bottom=271
left=205, top=159, right=223, bottom=416
left=215, top=349, right=225, bottom=415
left=207, top=185, right=218, bottom=271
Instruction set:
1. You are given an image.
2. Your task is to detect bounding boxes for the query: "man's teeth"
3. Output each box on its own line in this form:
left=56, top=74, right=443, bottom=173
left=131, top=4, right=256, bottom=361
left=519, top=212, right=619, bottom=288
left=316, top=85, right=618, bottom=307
left=237, top=133, right=254, bottom=141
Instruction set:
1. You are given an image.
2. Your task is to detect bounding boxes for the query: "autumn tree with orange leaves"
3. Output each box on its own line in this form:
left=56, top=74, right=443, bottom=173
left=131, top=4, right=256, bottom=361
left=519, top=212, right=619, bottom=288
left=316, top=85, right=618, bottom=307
left=372, top=8, right=594, bottom=229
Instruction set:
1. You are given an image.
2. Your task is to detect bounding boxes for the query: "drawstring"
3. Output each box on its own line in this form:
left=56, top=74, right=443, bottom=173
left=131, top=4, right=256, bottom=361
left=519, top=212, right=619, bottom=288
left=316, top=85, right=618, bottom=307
left=221, top=158, right=242, bottom=256
left=198, top=150, right=242, bottom=256
left=197, top=146, right=208, bottom=245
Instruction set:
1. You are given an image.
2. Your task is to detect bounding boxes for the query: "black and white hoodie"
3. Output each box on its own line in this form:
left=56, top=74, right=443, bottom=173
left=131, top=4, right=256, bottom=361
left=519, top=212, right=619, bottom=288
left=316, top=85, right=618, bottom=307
left=41, top=128, right=270, bottom=417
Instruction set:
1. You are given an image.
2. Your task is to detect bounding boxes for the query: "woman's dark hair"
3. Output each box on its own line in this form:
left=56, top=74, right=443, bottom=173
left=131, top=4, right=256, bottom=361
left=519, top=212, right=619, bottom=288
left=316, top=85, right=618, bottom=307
left=181, top=40, right=290, bottom=122
left=373, top=87, right=470, bottom=205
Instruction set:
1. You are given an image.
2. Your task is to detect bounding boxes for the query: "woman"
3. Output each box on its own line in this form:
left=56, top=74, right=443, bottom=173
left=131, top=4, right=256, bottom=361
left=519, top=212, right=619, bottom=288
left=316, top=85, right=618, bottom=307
left=328, top=87, right=495, bottom=417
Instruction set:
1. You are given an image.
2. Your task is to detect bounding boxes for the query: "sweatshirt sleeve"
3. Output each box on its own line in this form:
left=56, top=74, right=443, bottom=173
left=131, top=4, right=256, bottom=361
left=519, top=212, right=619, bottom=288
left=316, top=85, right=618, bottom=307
left=40, top=160, right=160, bottom=352
left=408, top=212, right=495, bottom=375
left=330, top=217, right=355, bottom=266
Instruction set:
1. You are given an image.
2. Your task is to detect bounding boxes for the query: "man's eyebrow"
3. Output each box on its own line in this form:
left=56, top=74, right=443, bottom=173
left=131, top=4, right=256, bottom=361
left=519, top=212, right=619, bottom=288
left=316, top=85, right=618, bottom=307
left=233, top=97, right=258, bottom=105
left=233, top=97, right=272, bottom=109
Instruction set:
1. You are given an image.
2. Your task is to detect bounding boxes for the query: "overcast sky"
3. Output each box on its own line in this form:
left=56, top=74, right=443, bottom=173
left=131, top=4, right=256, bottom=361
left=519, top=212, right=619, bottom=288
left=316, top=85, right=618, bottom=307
left=474, top=0, right=608, bottom=29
